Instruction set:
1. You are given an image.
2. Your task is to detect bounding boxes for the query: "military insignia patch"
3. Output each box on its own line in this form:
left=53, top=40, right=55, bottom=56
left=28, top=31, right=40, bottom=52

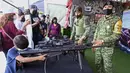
left=113, top=19, right=122, bottom=34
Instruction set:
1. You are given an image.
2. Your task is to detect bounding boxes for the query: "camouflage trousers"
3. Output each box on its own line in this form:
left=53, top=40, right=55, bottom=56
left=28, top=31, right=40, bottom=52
left=95, top=47, right=114, bottom=73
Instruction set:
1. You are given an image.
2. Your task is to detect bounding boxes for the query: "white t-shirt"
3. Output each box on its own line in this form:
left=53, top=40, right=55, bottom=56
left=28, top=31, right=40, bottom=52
left=14, top=19, right=24, bottom=30
left=26, top=24, right=34, bottom=49
left=14, top=19, right=34, bottom=49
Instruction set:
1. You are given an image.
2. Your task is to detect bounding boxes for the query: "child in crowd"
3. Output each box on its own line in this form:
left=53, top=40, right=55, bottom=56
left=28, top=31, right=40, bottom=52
left=5, top=35, right=46, bottom=73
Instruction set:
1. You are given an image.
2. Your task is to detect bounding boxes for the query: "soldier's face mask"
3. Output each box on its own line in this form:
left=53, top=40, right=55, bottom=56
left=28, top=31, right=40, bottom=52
left=103, top=9, right=112, bottom=15
left=103, top=5, right=113, bottom=15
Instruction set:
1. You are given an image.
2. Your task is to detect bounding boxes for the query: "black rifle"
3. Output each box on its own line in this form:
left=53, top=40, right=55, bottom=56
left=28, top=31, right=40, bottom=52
left=18, top=43, right=108, bottom=71
left=19, top=43, right=107, bottom=55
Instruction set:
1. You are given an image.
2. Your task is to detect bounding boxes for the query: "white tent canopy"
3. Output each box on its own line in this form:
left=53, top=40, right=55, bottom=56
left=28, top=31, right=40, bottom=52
left=0, top=0, right=44, bottom=13
left=44, top=0, right=68, bottom=27
left=112, top=0, right=130, bottom=3
left=0, top=0, right=68, bottom=27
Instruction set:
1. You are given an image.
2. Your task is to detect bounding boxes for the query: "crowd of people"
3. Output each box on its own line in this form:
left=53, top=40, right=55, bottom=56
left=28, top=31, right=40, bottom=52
left=0, top=5, right=61, bottom=56
left=0, top=5, right=62, bottom=73
left=0, top=1, right=123, bottom=73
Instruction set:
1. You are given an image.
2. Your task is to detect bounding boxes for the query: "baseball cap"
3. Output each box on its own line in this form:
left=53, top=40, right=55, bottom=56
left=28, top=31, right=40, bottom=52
left=31, top=5, right=38, bottom=10
left=18, top=9, right=24, bottom=16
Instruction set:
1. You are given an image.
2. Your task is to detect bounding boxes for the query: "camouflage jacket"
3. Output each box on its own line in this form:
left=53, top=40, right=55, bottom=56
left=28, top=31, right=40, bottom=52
left=70, top=15, right=90, bottom=40
left=93, top=15, right=122, bottom=46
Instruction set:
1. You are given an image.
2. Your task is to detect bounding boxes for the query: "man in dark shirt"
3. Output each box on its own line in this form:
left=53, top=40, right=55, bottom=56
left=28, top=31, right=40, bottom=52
left=30, top=5, right=42, bottom=46
left=5, top=35, right=46, bottom=73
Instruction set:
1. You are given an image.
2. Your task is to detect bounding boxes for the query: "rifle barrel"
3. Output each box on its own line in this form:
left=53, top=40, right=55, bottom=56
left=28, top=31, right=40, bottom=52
left=19, top=44, right=108, bottom=55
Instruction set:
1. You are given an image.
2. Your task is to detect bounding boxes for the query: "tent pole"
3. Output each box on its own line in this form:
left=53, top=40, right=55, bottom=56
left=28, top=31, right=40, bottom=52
left=28, top=0, right=30, bottom=9
left=3, top=0, right=20, bottom=10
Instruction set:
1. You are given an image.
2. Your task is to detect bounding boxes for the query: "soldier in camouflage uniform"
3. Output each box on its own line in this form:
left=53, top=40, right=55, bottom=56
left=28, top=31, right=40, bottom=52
left=70, top=6, right=90, bottom=44
left=92, top=1, right=122, bottom=73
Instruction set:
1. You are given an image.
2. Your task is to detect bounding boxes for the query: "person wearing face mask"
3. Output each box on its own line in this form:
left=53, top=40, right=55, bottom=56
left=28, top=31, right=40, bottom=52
left=30, top=5, right=42, bottom=46
left=92, top=1, right=122, bottom=73
left=14, top=10, right=25, bottom=30
left=0, top=13, right=25, bottom=57
left=70, top=6, right=90, bottom=45
left=40, top=15, right=47, bottom=38
left=48, top=17, right=61, bottom=38
left=45, top=14, right=51, bottom=26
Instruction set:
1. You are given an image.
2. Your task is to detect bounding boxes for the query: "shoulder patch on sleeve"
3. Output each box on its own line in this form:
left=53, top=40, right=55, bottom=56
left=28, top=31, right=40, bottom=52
left=113, top=19, right=122, bottom=34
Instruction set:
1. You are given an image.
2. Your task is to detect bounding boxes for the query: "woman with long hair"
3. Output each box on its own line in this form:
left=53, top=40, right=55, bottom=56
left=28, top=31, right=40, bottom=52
left=0, top=13, right=24, bottom=57
left=48, top=17, right=61, bottom=39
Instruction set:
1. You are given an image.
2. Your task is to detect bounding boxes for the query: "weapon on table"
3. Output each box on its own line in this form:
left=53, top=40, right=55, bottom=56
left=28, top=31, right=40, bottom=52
left=19, top=43, right=108, bottom=55
left=19, top=43, right=109, bottom=71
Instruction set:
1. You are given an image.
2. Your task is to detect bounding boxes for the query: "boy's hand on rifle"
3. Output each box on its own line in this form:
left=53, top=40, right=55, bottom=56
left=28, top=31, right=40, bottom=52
left=37, top=54, right=47, bottom=61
